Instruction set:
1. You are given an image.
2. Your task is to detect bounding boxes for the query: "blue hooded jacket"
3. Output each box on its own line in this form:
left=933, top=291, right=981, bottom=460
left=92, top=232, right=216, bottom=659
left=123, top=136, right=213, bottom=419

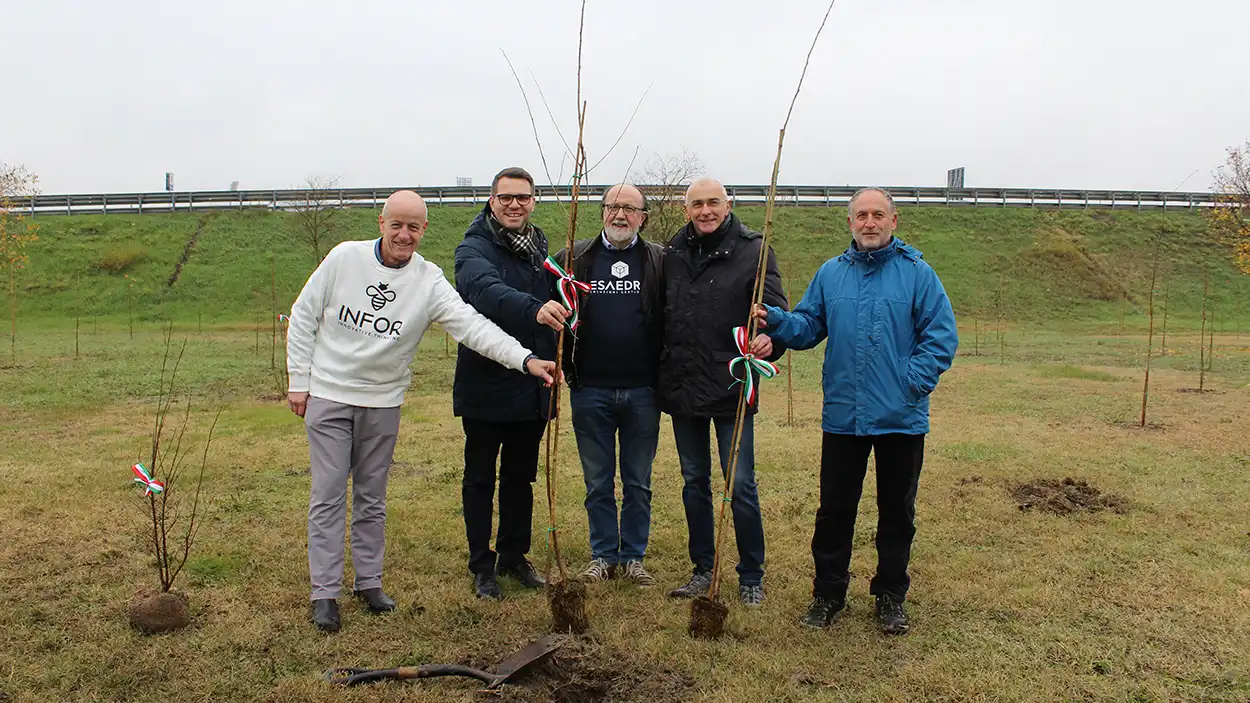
left=764, top=237, right=958, bottom=435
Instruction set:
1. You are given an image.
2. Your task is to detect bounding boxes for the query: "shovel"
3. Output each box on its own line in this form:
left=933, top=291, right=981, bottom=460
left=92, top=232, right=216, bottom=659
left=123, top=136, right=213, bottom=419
left=324, top=634, right=563, bottom=688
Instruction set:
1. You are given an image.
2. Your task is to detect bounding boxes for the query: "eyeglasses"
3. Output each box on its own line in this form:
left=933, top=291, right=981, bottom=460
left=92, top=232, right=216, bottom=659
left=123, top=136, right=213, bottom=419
left=494, top=193, right=534, bottom=205
left=603, top=204, right=646, bottom=215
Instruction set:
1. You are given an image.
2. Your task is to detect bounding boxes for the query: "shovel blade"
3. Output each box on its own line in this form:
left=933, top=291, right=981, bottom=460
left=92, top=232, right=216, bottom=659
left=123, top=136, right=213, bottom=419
left=488, top=634, right=564, bottom=684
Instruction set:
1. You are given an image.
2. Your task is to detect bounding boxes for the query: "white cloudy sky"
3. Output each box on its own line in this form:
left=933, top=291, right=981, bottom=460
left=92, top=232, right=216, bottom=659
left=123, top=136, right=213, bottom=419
left=3, top=0, right=1247, bottom=194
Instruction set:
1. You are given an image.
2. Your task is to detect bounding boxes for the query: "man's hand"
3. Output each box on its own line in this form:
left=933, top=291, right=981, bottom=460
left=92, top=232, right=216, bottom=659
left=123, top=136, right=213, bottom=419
left=752, top=303, right=770, bottom=328
left=536, top=301, right=571, bottom=331
left=525, top=358, right=561, bottom=387
left=749, top=333, right=773, bottom=358
left=287, top=391, right=309, bottom=418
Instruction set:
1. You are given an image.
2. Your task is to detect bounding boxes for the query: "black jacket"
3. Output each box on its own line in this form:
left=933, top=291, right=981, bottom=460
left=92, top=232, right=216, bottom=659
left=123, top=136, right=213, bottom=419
left=452, top=205, right=558, bottom=422
left=553, top=233, right=665, bottom=389
left=658, top=213, right=789, bottom=418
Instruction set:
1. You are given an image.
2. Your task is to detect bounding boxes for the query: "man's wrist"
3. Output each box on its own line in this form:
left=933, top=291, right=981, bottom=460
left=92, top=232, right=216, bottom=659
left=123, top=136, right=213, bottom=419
left=523, top=353, right=537, bottom=371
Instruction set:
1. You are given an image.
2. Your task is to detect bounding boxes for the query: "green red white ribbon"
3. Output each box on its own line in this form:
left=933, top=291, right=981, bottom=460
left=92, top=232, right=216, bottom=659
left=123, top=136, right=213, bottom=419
left=543, top=256, right=591, bottom=332
left=278, top=314, right=289, bottom=323
left=728, top=326, right=777, bottom=406
left=131, top=462, right=165, bottom=496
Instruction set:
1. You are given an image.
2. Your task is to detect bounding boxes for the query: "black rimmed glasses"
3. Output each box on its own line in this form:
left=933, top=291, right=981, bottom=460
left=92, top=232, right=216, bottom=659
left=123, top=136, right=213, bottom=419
left=494, top=193, right=534, bottom=205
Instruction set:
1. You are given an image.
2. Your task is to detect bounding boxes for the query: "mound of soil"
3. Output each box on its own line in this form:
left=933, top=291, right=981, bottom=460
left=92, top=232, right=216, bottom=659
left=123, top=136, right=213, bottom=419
left=496, top=637, right=695, bottom=703
left=128, top=590, right=190, bottom=634
left=548, top=579, right=590, bottom=634
left=689, top=595, right=729, bottom=640
left=1011, top=478, right=1130, bottom=515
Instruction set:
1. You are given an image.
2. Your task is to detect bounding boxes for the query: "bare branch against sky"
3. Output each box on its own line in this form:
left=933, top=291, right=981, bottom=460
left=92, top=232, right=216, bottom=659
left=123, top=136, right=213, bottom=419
left=2, top=0, right=1248, bottom=193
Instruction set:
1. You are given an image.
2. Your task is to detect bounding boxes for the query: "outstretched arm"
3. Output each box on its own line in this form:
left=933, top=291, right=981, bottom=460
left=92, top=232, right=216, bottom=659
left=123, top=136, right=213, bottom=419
left=755, top=265, right=828, bottom=351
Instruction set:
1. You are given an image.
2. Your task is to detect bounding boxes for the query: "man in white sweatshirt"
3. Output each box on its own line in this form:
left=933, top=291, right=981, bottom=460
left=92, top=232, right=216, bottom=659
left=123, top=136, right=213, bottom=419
left=286, top=190, right=557, bottom=633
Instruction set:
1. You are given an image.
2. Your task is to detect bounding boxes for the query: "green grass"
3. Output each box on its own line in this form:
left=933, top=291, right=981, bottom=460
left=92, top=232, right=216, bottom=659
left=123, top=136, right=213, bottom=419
left=1, top=326, right=1247, bottom=702
left=1, top=206, right=1249, bottom=701
left=1034, top=364, right=1122, bottom=381
left=10, top=206, right=1250, bottom=332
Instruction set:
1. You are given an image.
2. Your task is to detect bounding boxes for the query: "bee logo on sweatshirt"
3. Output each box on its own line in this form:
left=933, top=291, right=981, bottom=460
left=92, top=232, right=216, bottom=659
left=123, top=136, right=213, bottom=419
left=366, top=283, right=397, bottom=311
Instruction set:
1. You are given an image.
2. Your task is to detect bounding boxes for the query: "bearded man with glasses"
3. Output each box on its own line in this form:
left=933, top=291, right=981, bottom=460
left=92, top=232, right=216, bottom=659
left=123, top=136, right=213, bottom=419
left=550, top=184, right=665, bottom=588
left=453, top=167, right=570, bottom=601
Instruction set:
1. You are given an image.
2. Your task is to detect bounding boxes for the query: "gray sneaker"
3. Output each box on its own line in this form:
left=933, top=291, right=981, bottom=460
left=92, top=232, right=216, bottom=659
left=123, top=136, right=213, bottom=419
left=739, top=584, right=765, bottom=608
left=578, top=558, right=613, bottom=582
left=620, top=560, right=655, bottom=587
left=668, top=570, right=713, bottom=599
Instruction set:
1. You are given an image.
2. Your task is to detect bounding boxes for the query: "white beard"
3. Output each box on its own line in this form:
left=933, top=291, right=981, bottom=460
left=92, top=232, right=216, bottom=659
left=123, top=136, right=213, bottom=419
left=604, top=225, right=637, bottom=247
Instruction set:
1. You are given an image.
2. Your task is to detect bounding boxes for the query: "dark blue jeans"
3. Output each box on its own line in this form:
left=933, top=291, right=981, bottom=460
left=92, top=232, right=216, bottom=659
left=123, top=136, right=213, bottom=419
left=569, top=386, right=660, bottom=564
left=670, top=414, right=764, bottom=586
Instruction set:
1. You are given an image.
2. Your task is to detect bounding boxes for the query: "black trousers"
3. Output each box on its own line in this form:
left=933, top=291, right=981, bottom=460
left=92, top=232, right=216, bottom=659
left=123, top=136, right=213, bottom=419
left=813, top=432, right=925, bottom=601
left=461, top=418, right=547, bottom=576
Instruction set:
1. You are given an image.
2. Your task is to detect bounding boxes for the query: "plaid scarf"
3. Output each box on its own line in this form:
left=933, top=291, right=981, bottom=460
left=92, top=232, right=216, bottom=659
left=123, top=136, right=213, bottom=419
left=487, top=212, right=539, bottom=260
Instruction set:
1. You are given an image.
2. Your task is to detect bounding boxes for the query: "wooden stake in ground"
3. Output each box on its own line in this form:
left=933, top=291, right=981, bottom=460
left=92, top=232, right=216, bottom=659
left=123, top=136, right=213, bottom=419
left=75, top=275, right=81, bottom=361
left=691, top=0, right=837, bottom=641
left=1140, top=239, right=1160, bottom=427
left=1199, top=274, right=1208, bottom=391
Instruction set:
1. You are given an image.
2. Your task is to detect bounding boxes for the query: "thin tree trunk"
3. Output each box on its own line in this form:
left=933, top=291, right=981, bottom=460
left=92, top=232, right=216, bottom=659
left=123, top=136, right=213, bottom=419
left=1159, top=272, right=1170, bottom=355
left=1198, top=274, right=1208, bottom=391
left=270, top=258, right=277, bottom=370
left=1140, top=243, right=1159, bottom=427
left=8, top=265, right=15, bottom=366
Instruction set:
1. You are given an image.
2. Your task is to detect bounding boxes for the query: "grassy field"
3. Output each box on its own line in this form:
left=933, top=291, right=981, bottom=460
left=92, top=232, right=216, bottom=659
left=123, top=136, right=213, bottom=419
left=1, top=206, right=1248, bottom=701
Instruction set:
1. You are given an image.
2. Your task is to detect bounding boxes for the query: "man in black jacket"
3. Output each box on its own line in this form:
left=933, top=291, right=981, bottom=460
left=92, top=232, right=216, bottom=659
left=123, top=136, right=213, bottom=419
left=453, top=166, right=569, bottom=601
left=659, top=178, right=788, bottom=607
left=553, top=183, right=665, bottom=587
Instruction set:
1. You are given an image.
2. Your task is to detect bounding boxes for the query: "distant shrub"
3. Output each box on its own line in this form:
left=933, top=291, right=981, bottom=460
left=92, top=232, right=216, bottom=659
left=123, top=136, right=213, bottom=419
left=95, top=245, right=146, bottom=273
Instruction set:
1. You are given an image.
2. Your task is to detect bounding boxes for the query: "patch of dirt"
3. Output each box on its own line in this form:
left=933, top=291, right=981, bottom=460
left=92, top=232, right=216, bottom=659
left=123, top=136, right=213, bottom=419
left=689, top=595, right=728, bottom=640
left=1176, top=388, right=1222, bottom=394
left=128, top=589, right=190, bottom=634
left=1011, top=478, right=1131, bottom=515
left=957, top=475, right=984, bottom=486
left=548, top=579, right=590, bottom=634
left=493, top=637, right=695, bottom=703
left=1113, top=421, right=1165, bottom=431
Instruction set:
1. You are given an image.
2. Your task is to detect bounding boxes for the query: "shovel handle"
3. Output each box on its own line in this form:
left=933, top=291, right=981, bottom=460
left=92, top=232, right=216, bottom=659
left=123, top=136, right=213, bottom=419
left=325, top=664, right=502, bottom=687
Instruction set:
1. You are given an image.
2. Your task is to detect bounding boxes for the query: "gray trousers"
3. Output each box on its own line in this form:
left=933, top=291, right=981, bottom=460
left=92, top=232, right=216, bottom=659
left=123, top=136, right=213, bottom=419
left=305, top=395, right=401, bottom=600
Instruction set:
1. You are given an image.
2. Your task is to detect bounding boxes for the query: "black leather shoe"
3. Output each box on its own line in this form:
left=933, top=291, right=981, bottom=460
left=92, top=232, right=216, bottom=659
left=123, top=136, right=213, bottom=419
left=353, top=587, right=396, bottom=614
left=800, top=595, right=845, bottom=628
left=498, top=559, right=546, bottom=589
left=311, top=598, right=340, bottom=633
left=475, top=571, right=503, bottom=601
left=875, top=593, right=910, bottom=635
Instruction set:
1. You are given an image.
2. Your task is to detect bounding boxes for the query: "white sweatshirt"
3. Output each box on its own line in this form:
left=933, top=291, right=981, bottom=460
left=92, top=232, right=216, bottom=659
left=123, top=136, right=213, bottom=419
left=286, top=240, right=533, bottom=407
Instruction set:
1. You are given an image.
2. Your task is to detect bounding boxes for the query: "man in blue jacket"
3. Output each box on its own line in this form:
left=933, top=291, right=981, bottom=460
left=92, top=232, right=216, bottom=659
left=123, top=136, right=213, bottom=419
left=752, top=187, right=957, bottom=634
left=454, top=167, right=569, bottom=601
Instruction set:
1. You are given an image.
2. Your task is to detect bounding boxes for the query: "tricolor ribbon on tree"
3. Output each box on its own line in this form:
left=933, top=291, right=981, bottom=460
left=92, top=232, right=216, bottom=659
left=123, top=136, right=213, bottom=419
left=131, top=463, right=165, bottom=496
left=543, top=256, right=591, bottom=332
left=278, top=314, right=290, bottom=323
left=727, top=326, right=778, bottom=406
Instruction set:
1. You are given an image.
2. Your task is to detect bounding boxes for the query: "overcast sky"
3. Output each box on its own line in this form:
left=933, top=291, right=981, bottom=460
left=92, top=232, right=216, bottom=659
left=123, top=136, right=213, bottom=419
left=4, top=0, right=1248, bottom=194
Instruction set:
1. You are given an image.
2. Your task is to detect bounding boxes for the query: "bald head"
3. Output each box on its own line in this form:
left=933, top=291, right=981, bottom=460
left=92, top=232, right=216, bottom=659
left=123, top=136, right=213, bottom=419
left=684, top=178, right=732, bottom=236
left=377, top=190, right=429, bottom=266
left=684, top=178, right=728, bottom=204
left=381, top=190, right=428, bottom=222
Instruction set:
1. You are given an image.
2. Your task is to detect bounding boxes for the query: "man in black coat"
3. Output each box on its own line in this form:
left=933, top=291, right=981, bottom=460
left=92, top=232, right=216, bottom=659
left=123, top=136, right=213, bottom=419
left=659, top=178, right=788, bottom=607
left=453, top=166, right=569, bottom=600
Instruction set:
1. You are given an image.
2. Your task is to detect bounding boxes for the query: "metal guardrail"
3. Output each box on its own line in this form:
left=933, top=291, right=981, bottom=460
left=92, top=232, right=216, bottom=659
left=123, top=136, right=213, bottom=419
left=5, top=184, right=1224, bottom=217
